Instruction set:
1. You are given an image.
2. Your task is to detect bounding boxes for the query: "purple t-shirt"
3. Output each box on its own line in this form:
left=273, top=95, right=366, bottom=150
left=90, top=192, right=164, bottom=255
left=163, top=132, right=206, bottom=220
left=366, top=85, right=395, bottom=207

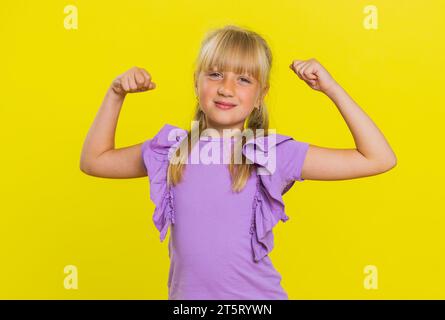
left=141, top=123, right=309, bottom=300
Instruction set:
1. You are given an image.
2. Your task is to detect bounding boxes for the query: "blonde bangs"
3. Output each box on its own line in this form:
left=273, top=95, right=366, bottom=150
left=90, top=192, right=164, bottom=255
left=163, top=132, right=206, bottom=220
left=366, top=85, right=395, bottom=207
left=196, top=25, right=271, bottom=89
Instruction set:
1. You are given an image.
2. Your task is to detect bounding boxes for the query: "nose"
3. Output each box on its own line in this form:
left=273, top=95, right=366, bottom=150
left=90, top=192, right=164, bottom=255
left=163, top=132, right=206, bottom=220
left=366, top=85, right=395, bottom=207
left=217, top=76, right=235, bottom=96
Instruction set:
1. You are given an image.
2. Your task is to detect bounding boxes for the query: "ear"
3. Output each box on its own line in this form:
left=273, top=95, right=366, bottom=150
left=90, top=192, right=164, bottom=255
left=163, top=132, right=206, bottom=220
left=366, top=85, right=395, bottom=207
left=262, top=84, right=270, bottom=98
left=256, top=84, right=270, bottom=108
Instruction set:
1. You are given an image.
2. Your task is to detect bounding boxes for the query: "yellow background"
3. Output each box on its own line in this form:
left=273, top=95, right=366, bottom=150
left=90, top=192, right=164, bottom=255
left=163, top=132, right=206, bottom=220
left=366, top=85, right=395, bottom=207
left=1, top=0, right=444, bottom=299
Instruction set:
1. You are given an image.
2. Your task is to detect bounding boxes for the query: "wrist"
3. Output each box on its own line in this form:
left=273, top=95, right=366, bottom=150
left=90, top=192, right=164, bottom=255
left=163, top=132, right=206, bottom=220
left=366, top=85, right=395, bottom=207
left=323, top=81, right=342, bottom=97
left=107, top=86, right=127, bottom=100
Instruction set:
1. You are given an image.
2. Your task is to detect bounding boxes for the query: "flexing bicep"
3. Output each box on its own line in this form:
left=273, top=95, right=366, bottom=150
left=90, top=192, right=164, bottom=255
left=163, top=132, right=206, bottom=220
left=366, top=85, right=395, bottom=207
left=80, top=143, right=147, bottom=179
left=301, top=144, right=394, bottom=181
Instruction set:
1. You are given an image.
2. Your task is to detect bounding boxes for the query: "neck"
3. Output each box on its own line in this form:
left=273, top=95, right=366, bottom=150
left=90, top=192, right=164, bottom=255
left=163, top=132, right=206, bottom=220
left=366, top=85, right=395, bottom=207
left=204, top=119, right=245, bottom=137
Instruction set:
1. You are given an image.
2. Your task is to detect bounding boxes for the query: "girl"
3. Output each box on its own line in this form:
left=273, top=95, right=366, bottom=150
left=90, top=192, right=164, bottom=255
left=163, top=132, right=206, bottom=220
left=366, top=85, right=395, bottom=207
left=80, top=25, right=397, bottom=300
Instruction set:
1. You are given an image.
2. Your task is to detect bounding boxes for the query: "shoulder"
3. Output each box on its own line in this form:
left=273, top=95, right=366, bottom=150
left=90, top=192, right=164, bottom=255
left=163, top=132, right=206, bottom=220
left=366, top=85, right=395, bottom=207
left=243, top=131, right=308, bottom=158
left=142, top=123, right=188, bottom=154
left=146, top=123, right=187, bottom=145
left=273, top=133, right=310, bottom=183
left=273, top=133, right=310, bottom=156
left=242, top=131, right=309, bottom=180
left=141, top=123, right=188, bottom=176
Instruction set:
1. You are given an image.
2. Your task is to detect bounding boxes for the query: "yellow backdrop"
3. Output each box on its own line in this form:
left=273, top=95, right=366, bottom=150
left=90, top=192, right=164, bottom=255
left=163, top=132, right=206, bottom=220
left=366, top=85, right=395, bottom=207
left=1, top=0, right=444, bottom=299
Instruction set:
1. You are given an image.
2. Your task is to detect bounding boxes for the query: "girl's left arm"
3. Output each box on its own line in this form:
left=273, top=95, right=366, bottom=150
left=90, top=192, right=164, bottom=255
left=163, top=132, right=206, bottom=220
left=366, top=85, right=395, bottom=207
left=289, top=58, right=397, bottom=181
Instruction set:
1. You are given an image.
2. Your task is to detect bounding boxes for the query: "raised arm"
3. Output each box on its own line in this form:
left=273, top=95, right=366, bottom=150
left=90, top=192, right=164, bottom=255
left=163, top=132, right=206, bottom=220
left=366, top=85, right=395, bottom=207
left=290, top=58, right=397, bottom=181
left=79, top=67, right=156, bottom=178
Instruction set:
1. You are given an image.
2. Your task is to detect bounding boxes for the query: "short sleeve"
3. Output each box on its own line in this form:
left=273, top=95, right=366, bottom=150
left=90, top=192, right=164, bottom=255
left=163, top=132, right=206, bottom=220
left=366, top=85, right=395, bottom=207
left=242, top=134, right=309, bottom=262
left=140, top=124, right=187, bottom=184
left=139, top=123, right=187, bottom=242
left=276, top=139, right=310, bottom=192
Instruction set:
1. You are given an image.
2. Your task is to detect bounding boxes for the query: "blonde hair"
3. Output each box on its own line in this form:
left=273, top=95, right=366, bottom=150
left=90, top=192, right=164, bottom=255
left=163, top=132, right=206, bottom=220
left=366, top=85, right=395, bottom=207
left=168, top=25, right=273, bottom=192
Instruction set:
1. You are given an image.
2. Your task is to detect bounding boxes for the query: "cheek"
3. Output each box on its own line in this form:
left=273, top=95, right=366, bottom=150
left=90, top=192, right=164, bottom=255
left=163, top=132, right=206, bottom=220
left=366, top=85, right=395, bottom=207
left=240, top=104, right=255, bottom=116
left=201, top=86, right=217, bottom=101
left=239, top=90, right=258, bottom=105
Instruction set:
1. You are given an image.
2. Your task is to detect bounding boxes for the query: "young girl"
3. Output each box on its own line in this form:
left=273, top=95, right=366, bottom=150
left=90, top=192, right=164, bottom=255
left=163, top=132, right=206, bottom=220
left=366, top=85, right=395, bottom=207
left=80, top=25, right=397, bottom=300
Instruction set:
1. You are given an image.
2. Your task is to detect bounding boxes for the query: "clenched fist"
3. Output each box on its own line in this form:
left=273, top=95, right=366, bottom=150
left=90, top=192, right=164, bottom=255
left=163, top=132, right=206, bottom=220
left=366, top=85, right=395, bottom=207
left=111, top=66, right=156, bottom=96
left=289, top=58, right=338, bottom=94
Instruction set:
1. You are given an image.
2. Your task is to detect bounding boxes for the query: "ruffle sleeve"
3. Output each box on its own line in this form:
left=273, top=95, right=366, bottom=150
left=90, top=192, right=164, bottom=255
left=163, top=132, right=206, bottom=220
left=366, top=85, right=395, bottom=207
left=242, top=134, right=310, bottom=262
left=141, top=123, right=187, bottom=242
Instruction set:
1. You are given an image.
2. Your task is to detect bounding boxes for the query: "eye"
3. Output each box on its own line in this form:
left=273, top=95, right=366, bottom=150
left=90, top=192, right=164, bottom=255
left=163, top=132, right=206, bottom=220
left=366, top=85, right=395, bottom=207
left=240, top=77, right=251, bottom=83
left=209, top=72, right=251, bottom=84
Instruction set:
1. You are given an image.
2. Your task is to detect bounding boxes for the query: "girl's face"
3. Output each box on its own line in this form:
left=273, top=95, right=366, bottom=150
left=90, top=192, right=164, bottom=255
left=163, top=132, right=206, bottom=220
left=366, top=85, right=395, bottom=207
left=195, top=67, right=267, bottom=134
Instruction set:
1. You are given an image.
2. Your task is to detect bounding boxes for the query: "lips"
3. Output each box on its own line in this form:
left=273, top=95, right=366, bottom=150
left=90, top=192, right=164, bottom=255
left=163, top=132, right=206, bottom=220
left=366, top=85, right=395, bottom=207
left=214, top=100, right=237, bottom=109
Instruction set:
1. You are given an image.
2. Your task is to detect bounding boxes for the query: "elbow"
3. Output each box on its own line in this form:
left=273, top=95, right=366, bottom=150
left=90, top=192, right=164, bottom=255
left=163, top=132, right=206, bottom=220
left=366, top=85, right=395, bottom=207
left=79, top=155, right=94, bottom=176
left=79, top=160, right=91, bottom=175
left=378, top=154, right=397, bottom=173
left=387, top=151, right=398, bottom=170
left=390, top=155, right=397, bottom=169
left=79, top=150, right=111, bottom=177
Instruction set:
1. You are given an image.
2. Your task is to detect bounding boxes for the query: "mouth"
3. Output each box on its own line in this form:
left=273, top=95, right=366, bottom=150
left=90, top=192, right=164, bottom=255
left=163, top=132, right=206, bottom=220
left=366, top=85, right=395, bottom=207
left=214, top=100, right=237, bottom=110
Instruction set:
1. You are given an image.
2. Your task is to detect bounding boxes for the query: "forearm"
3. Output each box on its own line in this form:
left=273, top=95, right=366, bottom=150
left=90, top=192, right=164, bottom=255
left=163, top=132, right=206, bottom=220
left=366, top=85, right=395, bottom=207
left=324, top=83, right=397, bottom=166
left=80, top=87, right=125, bottom=165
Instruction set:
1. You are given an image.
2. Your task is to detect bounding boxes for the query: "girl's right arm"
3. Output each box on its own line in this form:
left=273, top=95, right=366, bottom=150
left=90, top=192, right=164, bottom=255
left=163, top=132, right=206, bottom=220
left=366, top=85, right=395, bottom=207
left=79, top=67, right=156, bottom=178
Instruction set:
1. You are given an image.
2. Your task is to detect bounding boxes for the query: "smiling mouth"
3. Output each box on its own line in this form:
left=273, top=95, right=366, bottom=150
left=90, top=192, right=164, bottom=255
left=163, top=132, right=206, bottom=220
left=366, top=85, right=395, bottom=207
left=215, top=101, right=237, bottom=109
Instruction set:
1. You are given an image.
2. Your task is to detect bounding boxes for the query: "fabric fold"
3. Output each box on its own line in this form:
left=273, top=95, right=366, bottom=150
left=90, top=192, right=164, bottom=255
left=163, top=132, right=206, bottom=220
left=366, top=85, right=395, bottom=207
left=141, top=124, right=187, bottom=242
left=242, top=134, right=296, bottom=262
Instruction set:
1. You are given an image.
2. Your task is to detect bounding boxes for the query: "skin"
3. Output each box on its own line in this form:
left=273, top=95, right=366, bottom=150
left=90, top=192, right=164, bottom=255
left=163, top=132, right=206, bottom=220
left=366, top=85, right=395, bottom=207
left=289, top=58, right=397, bottom=180
left=80, top=60, right=397, bottom=180
left=194, top=66, right=268, bottom=136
